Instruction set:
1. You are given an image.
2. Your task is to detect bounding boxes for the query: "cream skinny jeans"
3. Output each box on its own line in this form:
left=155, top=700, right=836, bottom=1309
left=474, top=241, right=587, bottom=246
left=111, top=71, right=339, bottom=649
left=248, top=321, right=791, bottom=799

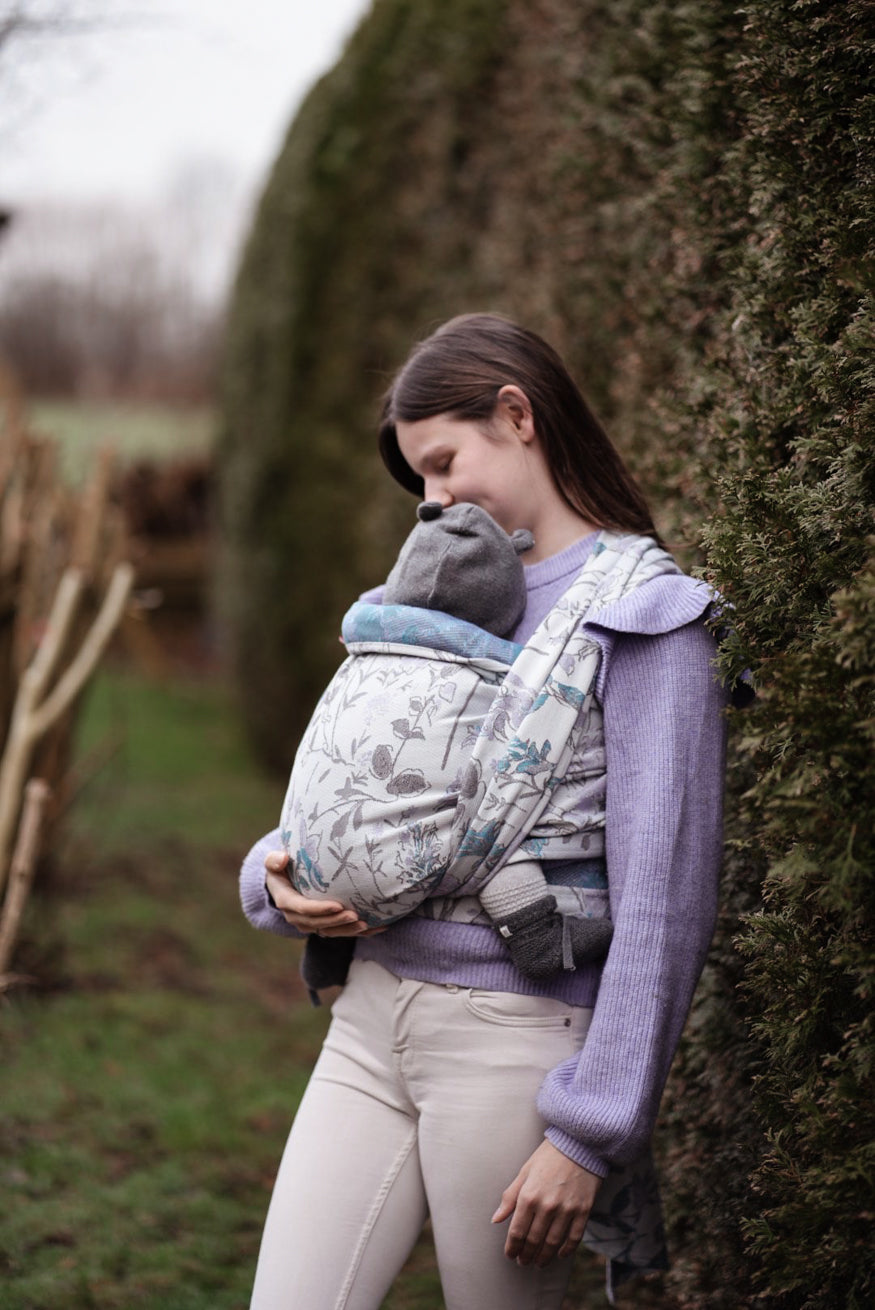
left=250, top=958, right=593, bottom=1310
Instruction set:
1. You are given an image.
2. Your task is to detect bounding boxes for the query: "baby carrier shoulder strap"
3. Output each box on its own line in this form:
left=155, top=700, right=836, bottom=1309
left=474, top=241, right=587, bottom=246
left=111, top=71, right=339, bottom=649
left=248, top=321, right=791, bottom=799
left=436, top=531, right=680, bottom=899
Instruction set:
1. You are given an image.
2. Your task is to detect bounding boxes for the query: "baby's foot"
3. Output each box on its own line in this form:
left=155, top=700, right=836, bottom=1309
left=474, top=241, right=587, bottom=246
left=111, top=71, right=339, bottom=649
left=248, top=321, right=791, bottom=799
left=496, top=895, right=613, bottom=978
left=564, top=914, right=613, bottom=967
left=495, top=895, right=565, bottom=979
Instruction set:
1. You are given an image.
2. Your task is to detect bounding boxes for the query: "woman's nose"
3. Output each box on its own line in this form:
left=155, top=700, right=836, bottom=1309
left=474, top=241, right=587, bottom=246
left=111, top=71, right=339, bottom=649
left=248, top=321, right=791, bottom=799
left=423, top=478, right=453, bottom=508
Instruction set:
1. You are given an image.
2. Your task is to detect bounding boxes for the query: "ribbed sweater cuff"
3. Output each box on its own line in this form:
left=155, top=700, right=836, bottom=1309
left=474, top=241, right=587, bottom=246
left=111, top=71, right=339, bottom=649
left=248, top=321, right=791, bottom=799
left=239, top=830, right=302, bottom=939
left=544, top=1127, right=610, bottom=1178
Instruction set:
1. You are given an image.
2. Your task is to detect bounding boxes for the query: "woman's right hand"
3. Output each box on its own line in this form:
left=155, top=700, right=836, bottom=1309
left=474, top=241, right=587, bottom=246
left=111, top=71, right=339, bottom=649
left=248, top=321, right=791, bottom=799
left=264, top=850, right=373, bottom=937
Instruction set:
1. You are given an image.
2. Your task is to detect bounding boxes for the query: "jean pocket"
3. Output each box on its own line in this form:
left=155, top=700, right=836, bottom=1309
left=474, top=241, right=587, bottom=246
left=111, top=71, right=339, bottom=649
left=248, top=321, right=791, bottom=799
left=463, top=988, right=580, bottom=1030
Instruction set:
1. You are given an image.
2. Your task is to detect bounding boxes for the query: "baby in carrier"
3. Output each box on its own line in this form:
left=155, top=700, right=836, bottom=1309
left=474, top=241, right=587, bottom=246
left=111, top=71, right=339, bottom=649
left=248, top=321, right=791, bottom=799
left=280, top=501, right=613, bottom=984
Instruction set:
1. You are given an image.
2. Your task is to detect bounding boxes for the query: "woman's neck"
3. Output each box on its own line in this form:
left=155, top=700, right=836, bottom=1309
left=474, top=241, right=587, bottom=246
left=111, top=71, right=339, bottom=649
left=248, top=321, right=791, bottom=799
left=526, top=499, right=599, bottom=563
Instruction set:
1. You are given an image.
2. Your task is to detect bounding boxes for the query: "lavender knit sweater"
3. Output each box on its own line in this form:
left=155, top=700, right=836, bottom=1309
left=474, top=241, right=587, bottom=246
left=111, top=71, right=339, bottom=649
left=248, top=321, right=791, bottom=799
left=238, top=533, right=727, bottom=1179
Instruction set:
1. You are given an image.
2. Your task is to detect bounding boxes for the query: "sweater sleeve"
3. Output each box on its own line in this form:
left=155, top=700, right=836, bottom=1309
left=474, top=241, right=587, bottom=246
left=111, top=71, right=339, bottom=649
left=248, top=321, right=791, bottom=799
left=238, top=826, right=304, bottom=939
left=537, top=618, right=727, bottom=1176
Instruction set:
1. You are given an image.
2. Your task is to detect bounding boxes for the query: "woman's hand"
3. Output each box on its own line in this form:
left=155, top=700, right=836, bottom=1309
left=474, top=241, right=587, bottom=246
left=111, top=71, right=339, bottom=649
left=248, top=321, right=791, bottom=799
left=492, top=1139, right=602, bottom=1267
left=264, top=851, right=374, bottom=937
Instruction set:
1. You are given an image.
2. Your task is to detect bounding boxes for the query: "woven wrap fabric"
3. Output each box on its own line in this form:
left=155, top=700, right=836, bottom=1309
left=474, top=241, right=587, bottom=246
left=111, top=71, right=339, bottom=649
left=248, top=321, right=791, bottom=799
left=425, top=530, right=681, bottom=910
left=280, top=635, right=511, bottom=925
left=280, top=531, right=680, bottom=928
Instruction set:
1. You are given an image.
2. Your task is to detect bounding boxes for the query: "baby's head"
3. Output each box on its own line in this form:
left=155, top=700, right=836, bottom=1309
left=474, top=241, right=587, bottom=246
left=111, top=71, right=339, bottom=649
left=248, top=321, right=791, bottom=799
left=383, top=502, right=535, bottom=638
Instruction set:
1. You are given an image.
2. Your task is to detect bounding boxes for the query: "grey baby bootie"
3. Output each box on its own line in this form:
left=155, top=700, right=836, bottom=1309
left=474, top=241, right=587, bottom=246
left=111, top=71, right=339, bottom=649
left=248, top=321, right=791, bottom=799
left=497, top=895, right=614, bottom=979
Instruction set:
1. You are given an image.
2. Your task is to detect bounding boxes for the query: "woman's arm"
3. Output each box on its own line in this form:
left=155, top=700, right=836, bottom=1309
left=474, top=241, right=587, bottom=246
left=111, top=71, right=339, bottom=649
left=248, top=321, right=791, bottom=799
left=239, top=829, right=300, bottom=937
left=493, top=618, right=726, bottom=1261
left=538, top=618, right=727, bottom=1173
left=238, top=580, right=387, bottom=942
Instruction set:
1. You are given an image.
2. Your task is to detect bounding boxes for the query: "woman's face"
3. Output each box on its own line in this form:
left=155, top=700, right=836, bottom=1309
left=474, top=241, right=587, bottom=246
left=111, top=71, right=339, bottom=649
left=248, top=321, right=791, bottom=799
left=395, top=413, right=536, bottom=535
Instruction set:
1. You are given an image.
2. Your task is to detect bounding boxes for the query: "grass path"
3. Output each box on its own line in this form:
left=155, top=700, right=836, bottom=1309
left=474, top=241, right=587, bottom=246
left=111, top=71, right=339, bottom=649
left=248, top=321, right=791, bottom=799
left=0, top=669, right=655, bottom=1308
left=1, top=671, right=318, bottom=1308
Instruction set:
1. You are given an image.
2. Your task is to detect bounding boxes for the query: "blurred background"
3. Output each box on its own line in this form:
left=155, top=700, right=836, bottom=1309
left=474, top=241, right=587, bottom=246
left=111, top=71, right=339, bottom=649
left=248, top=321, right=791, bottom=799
left=1, top=0, right=367, bottom=400
left=1, top=2, right=873, bottom=1308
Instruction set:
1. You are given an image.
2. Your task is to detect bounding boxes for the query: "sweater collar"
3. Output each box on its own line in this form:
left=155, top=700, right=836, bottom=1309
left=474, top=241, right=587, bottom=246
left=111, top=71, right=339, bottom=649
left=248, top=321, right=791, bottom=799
left=522, top=531, right=599, bottom=591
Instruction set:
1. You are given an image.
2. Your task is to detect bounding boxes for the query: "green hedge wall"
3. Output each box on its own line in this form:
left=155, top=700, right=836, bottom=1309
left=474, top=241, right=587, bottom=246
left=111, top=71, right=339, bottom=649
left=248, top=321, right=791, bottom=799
left=218, top=1, right=875, bottom=1303
left=668, top=5, right=875, bottom=1304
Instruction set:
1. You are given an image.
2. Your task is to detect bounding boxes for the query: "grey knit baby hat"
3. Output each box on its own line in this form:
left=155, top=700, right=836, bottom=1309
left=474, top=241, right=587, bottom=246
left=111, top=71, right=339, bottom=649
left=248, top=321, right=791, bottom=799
left=383, top=502, right=534, bottom=638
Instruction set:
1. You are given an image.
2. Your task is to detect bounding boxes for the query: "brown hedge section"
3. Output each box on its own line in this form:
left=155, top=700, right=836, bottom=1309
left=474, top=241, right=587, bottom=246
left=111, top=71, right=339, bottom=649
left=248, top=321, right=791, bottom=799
left=218, top=1, right=875, bottom=1304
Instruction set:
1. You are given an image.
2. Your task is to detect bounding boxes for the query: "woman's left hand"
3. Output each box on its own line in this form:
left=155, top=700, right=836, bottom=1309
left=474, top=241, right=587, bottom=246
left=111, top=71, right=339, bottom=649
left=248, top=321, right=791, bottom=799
left=491, top=1139, right=602, bottom=1267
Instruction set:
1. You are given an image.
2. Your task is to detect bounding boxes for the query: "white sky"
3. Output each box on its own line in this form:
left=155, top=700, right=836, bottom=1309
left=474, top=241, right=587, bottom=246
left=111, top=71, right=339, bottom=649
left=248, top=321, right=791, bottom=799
left=2, top=0, right=372, bottom=204
left=0, top=1, right=372, bottom=294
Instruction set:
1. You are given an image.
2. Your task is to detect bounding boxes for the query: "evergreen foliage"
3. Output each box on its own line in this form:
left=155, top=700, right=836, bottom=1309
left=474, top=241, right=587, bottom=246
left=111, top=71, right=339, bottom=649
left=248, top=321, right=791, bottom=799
left=679, top=5, right=875, bottom=1303
left=218, top=0, right=875, bottom=1303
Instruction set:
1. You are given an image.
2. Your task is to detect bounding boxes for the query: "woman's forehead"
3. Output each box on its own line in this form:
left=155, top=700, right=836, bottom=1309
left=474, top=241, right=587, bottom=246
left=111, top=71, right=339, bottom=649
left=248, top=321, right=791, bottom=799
left=396, top=415, right=468, bottom=458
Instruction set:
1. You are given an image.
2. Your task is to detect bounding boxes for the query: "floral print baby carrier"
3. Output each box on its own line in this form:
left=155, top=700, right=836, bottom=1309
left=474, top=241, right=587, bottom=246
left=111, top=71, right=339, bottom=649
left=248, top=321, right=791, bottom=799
left=280, top=531, right=680, bottom=926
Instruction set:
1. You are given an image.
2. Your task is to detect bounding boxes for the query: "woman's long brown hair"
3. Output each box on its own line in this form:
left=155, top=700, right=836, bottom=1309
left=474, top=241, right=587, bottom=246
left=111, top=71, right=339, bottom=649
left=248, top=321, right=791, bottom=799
left=379, top=313, right=660, bottom=542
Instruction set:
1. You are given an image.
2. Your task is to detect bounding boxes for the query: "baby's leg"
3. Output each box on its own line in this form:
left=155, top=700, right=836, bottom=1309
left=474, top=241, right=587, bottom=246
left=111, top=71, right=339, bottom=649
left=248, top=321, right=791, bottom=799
left=478, top=859, right=550, bottom=922
left=479, top=861, right=612, bottom=978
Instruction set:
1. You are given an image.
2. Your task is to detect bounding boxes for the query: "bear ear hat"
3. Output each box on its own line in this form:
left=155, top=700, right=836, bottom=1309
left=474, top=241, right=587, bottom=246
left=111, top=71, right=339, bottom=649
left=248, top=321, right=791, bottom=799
left=512, top=528, right=535, bottom=555
left=417, top=501, right=444, bottom=521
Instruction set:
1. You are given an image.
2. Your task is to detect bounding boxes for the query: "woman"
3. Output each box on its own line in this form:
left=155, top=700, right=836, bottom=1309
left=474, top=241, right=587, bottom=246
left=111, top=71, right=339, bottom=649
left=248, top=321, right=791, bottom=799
left=239, top=313, right=727, bottom=1309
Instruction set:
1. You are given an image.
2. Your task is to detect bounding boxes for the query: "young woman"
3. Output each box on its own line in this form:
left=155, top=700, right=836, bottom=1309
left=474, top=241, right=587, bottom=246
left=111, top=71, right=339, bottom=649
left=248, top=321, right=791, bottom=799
left=239, top=314, right=727, bottom=1309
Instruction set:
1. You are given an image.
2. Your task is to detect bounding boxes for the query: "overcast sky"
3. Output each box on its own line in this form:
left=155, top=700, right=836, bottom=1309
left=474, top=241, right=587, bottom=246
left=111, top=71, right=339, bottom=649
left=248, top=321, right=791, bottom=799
left=0, top=0, right=372, bottom=292
left=2, top=0, right=371, bottom=202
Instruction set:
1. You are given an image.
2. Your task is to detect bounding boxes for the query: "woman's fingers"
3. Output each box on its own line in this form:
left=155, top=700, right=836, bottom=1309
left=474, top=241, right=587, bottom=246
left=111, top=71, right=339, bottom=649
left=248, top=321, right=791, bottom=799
left=504, top=1188, right=565, bottom=1265
left=265, top=869, right=343, bottom=916
left=493, top=1140, right=601, bottom=1267
left=264, top=863, right=370, bottom=936
left=494, top=1163, right=535, bottom=1259
left=313, top=919, right=372, bottom=936
left=557, top=1211, right=589, bottom=1260
left=507, top=1198, right=574, bottom=1267
left=491, top=1177, right=522, bottom=1226
left=504, top=1191, right=538, bottom=1261
left=520, top=1206, right=579, bottom=1267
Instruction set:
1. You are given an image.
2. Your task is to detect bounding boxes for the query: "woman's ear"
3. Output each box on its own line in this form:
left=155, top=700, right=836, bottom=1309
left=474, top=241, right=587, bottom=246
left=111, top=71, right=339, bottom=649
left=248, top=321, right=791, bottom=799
left=496, top=384, right=535, bottom=444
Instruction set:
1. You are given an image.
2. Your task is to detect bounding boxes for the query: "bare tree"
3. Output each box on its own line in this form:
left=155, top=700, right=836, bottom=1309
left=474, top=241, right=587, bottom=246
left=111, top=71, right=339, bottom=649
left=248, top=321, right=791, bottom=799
left=0, top=194, right=226, bottom=399
left=0, top=1, right=109, bottom=89
left=0, top=1, right=147, bottom=140
left=0, top=1, right=101, bottom=49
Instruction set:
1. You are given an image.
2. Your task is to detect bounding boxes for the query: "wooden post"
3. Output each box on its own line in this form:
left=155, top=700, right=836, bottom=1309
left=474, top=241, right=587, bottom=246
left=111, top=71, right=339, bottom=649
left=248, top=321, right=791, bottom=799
left=0, top=778, right=51, bottom=983
left=0, top=562, right=135, bottom=898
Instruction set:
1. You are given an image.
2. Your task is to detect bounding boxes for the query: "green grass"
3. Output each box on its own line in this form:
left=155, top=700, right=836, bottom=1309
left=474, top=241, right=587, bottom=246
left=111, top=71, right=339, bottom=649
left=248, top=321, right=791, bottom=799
left=68, top=670, right=283, bottom=854
left=0, top=669, right=319, bottom=1309
left=0, top=667, right=656, bottom=1308
left=28, top=400, right=214, bottom=483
